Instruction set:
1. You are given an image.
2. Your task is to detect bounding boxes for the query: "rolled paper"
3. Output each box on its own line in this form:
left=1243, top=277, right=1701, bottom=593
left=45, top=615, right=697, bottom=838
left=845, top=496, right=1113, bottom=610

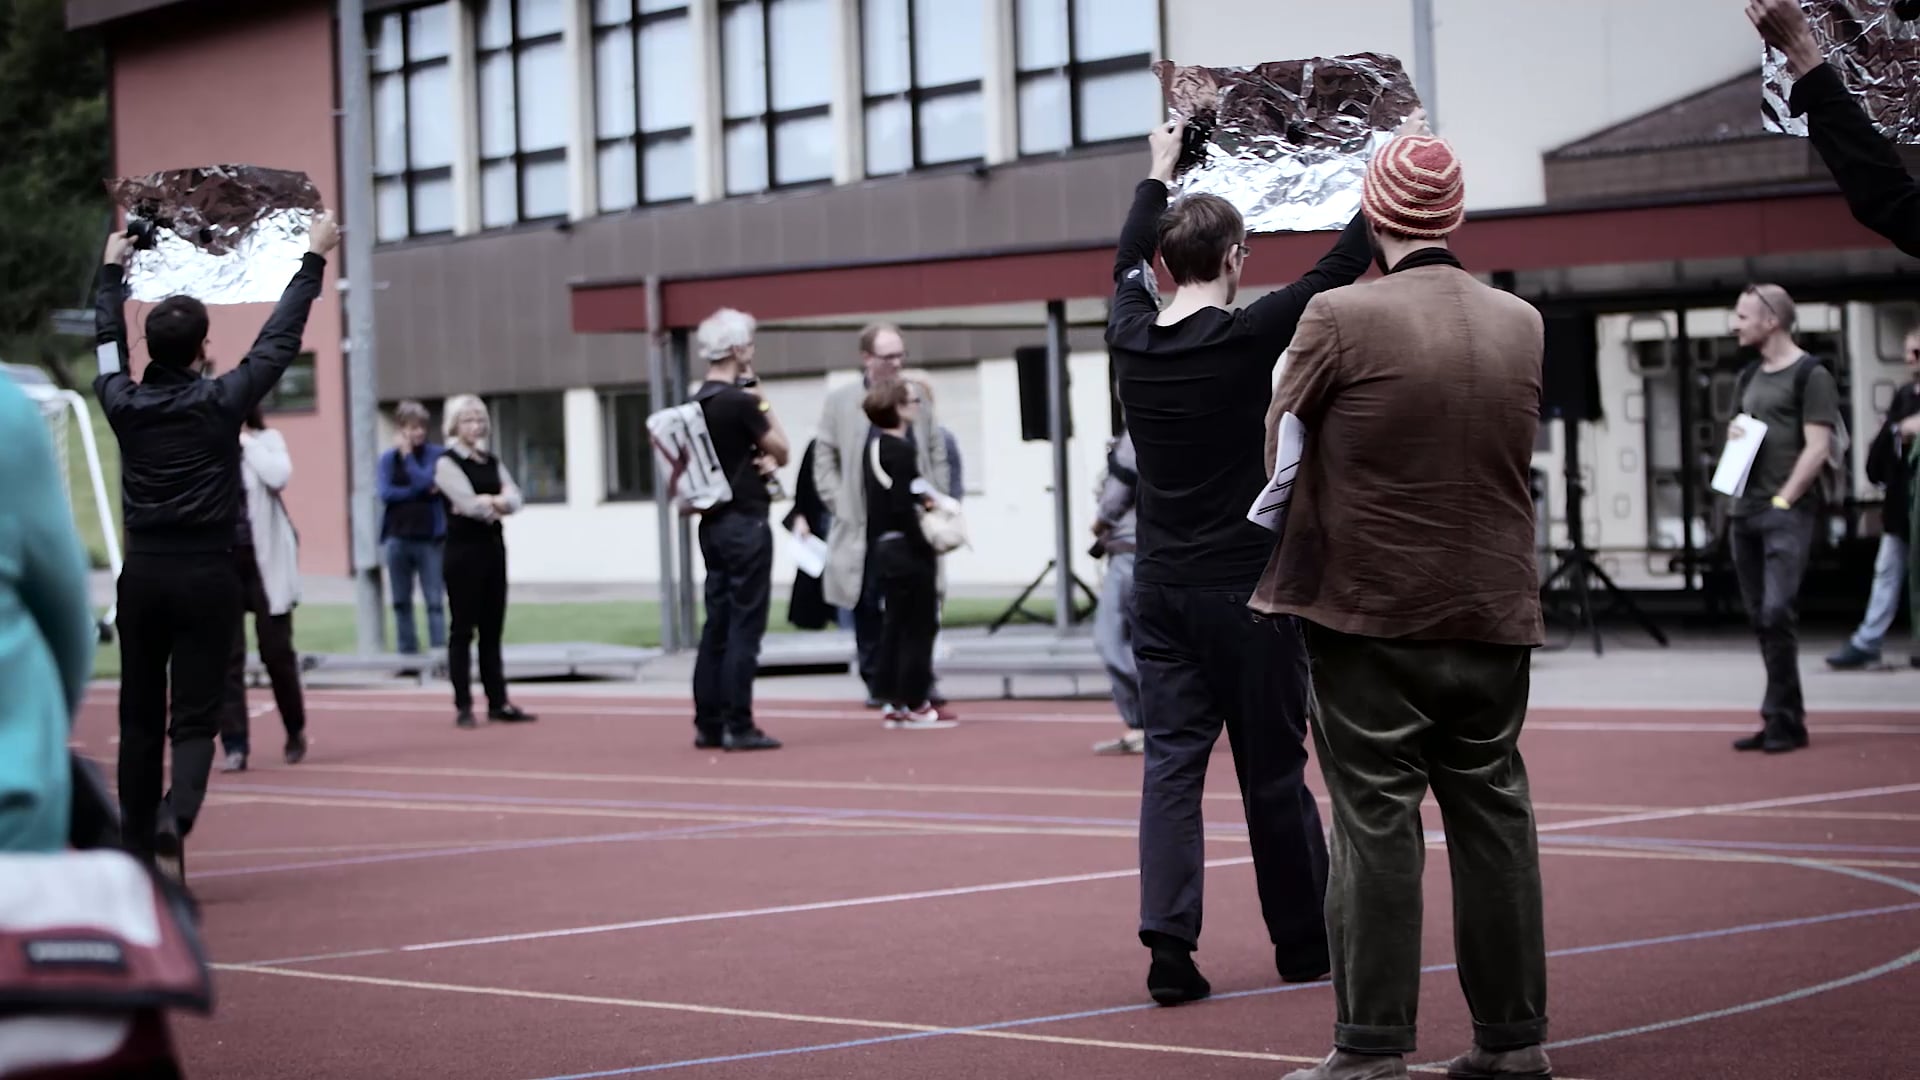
left=1762, top=0, right=1920, bottom=145
left=106, top=164, right=326, bottom=305
left=1153, top=53, right=1424, bottom=234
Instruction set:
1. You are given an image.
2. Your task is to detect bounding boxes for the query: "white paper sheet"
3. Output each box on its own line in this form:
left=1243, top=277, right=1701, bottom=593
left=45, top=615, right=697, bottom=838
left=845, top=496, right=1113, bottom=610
left=1248, top=411, right=1305, bottom=533
left=1710, top=413, right=1769, bottom=497
left=786, top=531, right=829, bottom=578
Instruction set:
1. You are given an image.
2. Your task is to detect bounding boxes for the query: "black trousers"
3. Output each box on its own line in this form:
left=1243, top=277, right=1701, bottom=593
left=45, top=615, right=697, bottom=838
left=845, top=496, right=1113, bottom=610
left=1133, top=580, right=1329, bottom=971
left=871, top=535, right=938, bottom=707
left=692, top=512, right=774, bottom=738
left=1303, top=623, right=1547, bottom=1055
left=1729, top=505, right=1817, bottom=739
left=446, top=537, right=509, bottom=714
left=116, top=550, right=241, bottom=854
left=219, top=545, right=306, bottom=755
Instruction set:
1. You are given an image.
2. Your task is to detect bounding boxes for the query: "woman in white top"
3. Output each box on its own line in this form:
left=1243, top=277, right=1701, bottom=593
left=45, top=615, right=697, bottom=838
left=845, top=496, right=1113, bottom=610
left=218, top=408, right=308, bottom=771
left=433, top=395, right=536, bottom=729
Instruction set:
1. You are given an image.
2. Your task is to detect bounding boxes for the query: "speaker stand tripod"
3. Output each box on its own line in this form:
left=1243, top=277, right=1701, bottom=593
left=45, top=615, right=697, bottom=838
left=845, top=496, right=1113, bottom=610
left=988, top=559, right=1098, bottom=635
left=1540, top=416, right=1669, bottom=656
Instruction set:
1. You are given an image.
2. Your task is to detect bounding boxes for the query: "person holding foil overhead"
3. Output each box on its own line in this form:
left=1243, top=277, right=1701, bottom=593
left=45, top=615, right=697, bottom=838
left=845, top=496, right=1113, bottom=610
left=1748, top=0, right=1920, bottom=258
left=94, top=211, right=339, bottom=887
left=1106, top=109, right=1418, bottom=1005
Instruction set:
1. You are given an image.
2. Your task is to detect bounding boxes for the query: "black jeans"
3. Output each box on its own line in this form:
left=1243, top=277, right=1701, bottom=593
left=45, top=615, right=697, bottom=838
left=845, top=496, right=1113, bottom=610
left=116, top=551, right=241, bottom=853
left=1133, top=581, right=1328, bottom=973
left=871, top=535, right=938, bottom=707
left=1729, top=505, right=1817, bottom=738
left=219, top=545, right=307, bottom=755
left=693, top=512, right=774, bottom=738
left=446, top=537, right=509, bottom=714
left=1303, top=623, right=1547, bottom=1055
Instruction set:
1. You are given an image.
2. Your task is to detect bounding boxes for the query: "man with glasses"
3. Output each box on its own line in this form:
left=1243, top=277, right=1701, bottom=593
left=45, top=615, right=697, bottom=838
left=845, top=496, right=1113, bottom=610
left=812, top=324, right=951, bottom=713
left=1830, top=328, right=1920, bottom=670
left=1106, top=113, right=1384, bottom=1005
left=1726, top=284, right=1841, bottom=753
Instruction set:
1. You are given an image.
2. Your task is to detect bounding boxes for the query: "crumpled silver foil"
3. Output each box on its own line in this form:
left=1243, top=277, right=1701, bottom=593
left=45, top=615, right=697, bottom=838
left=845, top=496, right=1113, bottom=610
left=1762, top=0, right=1920, bottom=144
left=106, top=165, right=325, bottom=305
left=1154, top=53, right=1423, bottom=234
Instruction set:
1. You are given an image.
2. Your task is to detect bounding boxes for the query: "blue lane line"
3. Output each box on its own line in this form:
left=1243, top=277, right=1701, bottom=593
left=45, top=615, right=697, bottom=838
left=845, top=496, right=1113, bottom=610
left=516, top=900, right=1920, bottom=1079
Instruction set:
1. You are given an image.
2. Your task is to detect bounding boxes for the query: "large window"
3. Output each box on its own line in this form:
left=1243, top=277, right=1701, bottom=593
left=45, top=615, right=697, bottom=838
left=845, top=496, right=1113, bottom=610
left=593, top=0, right=695, bottom=210
left=260, top=353, right=318, bottom=414
left=861, top=0, right=984, bottom=175
left=371, top=3, right=455, bottom=240
left=720, top=0, right=835, bottom=194
left=489, top=392, right=568, bottom=503
left=600, top=388, right=656, bottom=500
left=476, top=0, right=572, bottom=226
left=1014, top=0, right=1159, bottom=155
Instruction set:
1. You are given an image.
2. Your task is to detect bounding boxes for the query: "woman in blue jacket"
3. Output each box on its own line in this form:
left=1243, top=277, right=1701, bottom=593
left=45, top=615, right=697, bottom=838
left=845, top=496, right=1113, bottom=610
left=0, top=371, right=96, bottom=852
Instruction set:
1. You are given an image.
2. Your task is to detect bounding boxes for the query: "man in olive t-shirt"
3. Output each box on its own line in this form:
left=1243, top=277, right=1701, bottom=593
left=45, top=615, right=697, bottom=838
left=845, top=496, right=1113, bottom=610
left=1726, top=285, right=1838, bottom=754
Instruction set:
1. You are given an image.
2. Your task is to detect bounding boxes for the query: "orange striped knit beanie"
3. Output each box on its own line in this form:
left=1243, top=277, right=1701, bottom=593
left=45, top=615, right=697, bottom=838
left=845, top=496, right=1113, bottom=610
left=1361, top=135, right=1464, bottom=239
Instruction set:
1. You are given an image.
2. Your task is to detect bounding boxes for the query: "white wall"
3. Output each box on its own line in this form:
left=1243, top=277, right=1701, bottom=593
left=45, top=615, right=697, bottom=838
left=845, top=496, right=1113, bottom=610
left=1165, top=0, right=1761, bottom=210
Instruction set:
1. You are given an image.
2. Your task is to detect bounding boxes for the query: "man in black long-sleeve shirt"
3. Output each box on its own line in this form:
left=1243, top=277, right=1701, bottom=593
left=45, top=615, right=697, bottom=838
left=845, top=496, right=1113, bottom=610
left=1750, top=0, right=1920, bottom=258
left=94, top=213, right=337, bottom=885
left=1107, top=117, right=1377, bottom=1005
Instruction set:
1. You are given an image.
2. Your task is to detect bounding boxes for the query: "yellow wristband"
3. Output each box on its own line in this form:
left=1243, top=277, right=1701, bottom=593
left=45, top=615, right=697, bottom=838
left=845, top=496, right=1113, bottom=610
left=1771, top=495, right=1791, bottom=510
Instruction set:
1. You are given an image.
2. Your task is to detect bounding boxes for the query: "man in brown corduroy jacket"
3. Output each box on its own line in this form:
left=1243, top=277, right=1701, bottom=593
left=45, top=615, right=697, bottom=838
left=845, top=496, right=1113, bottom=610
left=1260, top=134, right=1551, bottom=1080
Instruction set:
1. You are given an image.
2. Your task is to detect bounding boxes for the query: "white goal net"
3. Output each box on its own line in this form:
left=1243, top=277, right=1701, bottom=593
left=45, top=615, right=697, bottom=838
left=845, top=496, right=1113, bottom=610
left=6, top=364, right=120, bottom=637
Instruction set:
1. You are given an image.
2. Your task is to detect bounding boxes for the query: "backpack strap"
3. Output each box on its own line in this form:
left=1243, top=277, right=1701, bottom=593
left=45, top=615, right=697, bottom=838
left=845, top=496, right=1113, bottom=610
left=1734, top=360, right=1761, bottom=415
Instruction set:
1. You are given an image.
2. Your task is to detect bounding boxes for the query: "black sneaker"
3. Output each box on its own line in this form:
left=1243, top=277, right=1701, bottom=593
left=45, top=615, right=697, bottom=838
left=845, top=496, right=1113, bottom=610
left=693, top=730, right=724, bottom=750
left=152, top=805, right=186, bottom=890
left=489, top=704, right=538, bottom=723
left=285, top=732, right=309, bottom=765
left=1825, top=643, right=1880, bottom=670
left=723, top=728, right=783, bottom=751
left=219, top=749, right=248, bottom=773
left=456, top=711, right=479, bottom=729
left=1733, top=729, right=1802, bottom=753
left=1146, top=946, right=1211, bottom=1005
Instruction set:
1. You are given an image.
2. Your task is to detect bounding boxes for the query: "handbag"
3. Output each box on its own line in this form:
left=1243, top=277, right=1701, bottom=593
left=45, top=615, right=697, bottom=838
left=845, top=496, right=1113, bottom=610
left=0, top=756, right=212, bottom=1079
left=868, top=438, right=969, bottom=555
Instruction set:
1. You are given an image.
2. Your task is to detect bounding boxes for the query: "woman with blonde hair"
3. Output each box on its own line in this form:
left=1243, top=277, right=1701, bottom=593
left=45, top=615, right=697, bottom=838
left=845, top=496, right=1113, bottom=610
left=433, top=395, right=536, bottom=728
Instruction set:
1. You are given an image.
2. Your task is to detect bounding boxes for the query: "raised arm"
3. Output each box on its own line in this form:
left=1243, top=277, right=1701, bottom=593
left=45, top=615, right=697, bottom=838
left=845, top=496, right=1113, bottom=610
left=1242, top=213, right=1371, bottom=357
left=214, top=212, right=340, bottom=417
left=1107, top=122, right=1186, bottom=335
left=378, top=446, right=438, bottom=503
left=1750, top=0, right=1920, bottom=257
left=92, top=233, right=136, bottom=416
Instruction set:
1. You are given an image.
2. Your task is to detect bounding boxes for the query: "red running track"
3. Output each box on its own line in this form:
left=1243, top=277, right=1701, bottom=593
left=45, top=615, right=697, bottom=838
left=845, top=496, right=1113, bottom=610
left=68, top=687, right=1920, bottom=1079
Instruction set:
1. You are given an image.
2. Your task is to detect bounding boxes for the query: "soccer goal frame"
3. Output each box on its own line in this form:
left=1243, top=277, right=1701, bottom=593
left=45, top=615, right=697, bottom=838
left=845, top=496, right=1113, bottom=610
left=20, top=379, right=122, bottom=640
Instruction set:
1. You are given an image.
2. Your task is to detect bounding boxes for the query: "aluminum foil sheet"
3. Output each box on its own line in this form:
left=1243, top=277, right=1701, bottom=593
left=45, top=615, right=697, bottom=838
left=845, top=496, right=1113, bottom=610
left=1153, top=53, right=1423, bottom=234
left=106, top=165, right=325, bottom=305
left=1762, top=0, right=1920, bottom=144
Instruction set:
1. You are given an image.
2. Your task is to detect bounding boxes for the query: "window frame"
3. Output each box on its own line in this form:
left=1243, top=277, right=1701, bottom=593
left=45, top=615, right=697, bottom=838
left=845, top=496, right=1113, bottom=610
left=476, top=0, right=572, bottom=228
left=1013, top=0, right=1158, bottom=156
left=719, top=0, right=835, bottom=195
left=371, top=4, right=455, bottom=240
left=599, top=386, right=658, bottom=502
left=592, top=1, right=696, bottom=210
left=858, top=0, right=986, bottom=177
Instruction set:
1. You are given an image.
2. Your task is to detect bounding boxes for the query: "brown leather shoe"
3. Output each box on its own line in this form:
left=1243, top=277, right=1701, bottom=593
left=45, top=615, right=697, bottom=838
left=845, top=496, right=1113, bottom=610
left=1282, top=1051, right=1409, bottom=1080
left=1445, top=1044, right=1552, bottom=1078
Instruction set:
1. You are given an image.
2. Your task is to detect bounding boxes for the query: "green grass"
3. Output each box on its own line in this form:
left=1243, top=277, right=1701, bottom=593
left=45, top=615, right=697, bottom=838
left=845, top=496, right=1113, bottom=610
left=88, top=596, right=1061, bottom=681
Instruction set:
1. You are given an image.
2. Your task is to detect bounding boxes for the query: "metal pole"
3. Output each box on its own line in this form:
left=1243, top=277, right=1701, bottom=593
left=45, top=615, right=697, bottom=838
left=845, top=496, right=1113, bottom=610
left=671, top=330, right=697, bottom=646
left=1411, top=0, right=1439, bottom=131
left=338, top=0, right=386, bottom=655
left=1046, top=300, right=1072, bottom=634
left=645, top=275, right=679, bottom=651
left=1675, top=309, right=1697, bottom=594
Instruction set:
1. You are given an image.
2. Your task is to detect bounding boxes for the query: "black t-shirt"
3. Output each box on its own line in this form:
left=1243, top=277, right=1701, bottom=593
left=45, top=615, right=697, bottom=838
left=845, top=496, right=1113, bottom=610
left=1733, top=355, right=1840, bottom=517
left=864, top=432, right=933, bottom=559
left=696, top=381, right=772, bottom=517
left=1106, top=180, right=1370, bottom=587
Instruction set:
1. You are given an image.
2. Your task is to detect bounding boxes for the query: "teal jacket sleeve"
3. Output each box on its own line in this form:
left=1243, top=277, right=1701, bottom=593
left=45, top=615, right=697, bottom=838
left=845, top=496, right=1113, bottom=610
left=1, top=379, right=95, bottom=710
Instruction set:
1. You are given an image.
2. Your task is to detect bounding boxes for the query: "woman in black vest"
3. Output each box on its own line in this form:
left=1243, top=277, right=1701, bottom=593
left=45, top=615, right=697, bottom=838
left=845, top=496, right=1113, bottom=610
left=433, top=395, right=536, bottom=729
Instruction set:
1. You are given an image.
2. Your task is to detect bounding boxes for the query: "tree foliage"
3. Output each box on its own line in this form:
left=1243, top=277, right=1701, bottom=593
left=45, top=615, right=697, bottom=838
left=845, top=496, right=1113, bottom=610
left=0, top=0, right=109, bottom=382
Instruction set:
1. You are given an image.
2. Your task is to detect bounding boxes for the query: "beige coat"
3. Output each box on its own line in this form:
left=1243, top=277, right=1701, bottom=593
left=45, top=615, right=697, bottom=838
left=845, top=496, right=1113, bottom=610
left=811, top=381, right=950, bottom=609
